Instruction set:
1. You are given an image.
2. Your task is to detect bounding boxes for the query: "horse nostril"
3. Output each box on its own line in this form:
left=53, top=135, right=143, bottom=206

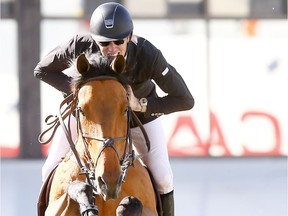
left=98, top=176, right=106, bottom=190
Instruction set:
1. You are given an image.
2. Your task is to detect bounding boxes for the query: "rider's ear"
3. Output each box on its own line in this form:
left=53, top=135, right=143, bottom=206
left=77, top=53, right=91, bottom=75
left=111, top=55, right=125, bottom=74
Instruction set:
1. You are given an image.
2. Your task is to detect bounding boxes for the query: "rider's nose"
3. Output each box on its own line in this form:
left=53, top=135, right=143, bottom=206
left=107, top=43, right=118, bottom=53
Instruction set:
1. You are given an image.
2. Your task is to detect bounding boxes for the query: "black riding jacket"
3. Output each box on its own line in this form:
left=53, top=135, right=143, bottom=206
left=34, top=34, right=194, bottom=124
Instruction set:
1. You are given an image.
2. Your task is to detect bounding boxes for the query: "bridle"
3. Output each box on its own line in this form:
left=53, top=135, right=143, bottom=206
left=39, top=76, right=150, bottom=194
left=74, top=84, right=134, bottom=184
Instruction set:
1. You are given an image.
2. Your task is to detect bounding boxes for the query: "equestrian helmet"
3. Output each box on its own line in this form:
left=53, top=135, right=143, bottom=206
left=90, top=2, right=133, bottom=42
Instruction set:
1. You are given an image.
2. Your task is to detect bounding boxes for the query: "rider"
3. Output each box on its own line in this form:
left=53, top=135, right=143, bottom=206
left=34, top=2, right=194, bottom=216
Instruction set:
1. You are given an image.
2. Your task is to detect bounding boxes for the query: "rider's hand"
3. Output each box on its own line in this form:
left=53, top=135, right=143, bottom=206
left=127, top=85, right=141, bottom=112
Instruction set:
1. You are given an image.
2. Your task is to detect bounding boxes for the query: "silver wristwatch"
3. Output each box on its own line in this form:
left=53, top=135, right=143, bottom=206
left=139, top=98, right=148, bottom=113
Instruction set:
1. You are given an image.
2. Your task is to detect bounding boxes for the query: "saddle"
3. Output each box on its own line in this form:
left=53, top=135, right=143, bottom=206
left=37, top=166, right=57, bottom=216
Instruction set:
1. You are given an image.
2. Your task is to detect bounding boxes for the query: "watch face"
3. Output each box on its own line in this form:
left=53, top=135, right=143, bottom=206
left=140, top=98, right=147, bottom=105
left=140, top=98, right=147, bottom=112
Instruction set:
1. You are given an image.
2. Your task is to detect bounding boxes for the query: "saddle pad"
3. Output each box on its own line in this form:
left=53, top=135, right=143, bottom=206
left=37, top=166, right=58, bottom=216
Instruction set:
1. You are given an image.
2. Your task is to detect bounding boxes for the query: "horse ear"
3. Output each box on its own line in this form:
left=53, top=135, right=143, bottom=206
left=111, top=55, right=126, bottom=74
left=77, top=53, right=91, bottom=75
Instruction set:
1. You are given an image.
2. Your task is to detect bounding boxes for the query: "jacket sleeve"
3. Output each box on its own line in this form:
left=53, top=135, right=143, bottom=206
left=34, top=36, right=78, bottom=94
left=143, top=43, right=195, bottom=117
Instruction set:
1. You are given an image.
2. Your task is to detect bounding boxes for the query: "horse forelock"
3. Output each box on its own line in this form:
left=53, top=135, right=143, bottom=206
left=66, top=53, right=128, bottom=93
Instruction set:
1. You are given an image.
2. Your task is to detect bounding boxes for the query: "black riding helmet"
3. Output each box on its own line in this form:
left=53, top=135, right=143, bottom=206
left=90, top=2, right=133, bottom=42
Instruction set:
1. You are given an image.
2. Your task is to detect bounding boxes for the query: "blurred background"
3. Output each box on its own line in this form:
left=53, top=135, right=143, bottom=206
left=0, top=0, right=287, bottom=215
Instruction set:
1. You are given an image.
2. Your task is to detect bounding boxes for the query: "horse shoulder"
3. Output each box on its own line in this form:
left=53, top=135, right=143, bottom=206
left=49, top=159, right=84, bottom=202
left=121, top=160, right=158, bottom=213
left=45, top=193, right=79, bottom=216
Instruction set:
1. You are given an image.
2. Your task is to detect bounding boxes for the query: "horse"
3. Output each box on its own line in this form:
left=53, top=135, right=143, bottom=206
left=40, top=53, right=159, bottom=216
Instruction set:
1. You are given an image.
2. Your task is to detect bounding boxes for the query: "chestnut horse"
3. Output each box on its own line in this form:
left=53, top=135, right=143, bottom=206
left=42, top=54, right=158, bottom=216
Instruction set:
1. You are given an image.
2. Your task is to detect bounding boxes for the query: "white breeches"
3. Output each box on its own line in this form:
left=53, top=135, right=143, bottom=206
left=130, top=119, right=174, bottom=194
left=42, top=116, right=173, bottom=194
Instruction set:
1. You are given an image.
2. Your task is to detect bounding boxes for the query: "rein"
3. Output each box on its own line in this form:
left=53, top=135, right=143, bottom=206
left=38, top=76, right=150, bottom=191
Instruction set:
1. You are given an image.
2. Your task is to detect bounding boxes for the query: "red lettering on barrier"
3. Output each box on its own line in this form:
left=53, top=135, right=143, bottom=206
left=167, top=116, right=208, bottom=156
left=241, top=111, right=281, bottom=156
left=167, top=111, right=285, bottom=157
left=209, top=112, right=231, bottom=156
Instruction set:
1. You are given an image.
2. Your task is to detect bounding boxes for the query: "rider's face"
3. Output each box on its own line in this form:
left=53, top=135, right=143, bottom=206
left=96, top=35, right=130, bottom=57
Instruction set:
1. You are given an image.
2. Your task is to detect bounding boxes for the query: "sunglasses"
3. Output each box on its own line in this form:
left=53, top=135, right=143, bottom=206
left=98, top=39, right=125, bottom=47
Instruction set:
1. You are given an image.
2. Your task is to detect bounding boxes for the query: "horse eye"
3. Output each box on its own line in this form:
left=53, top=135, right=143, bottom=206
left=123, top=107, right=129, bottom=115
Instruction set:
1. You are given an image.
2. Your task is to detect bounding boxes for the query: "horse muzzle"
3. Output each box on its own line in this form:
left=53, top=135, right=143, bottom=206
left=97, top=175, right=122, bottom=200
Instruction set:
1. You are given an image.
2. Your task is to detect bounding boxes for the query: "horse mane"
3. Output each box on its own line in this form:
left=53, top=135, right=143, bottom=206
left=66, top=53, right=129, bottom=93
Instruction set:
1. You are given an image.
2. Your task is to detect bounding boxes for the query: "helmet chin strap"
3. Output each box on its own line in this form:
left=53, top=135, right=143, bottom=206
left=124, top=33, right=132, bottom=58
left=124, top=48, right=128, bottom=59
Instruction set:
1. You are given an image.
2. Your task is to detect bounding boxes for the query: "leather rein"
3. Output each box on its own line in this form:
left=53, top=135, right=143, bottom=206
left=38, top=76, right=150, bottom=191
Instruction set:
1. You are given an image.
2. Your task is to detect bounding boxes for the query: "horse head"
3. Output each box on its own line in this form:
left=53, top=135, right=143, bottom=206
left=71, top=53, right=130, bottom=201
